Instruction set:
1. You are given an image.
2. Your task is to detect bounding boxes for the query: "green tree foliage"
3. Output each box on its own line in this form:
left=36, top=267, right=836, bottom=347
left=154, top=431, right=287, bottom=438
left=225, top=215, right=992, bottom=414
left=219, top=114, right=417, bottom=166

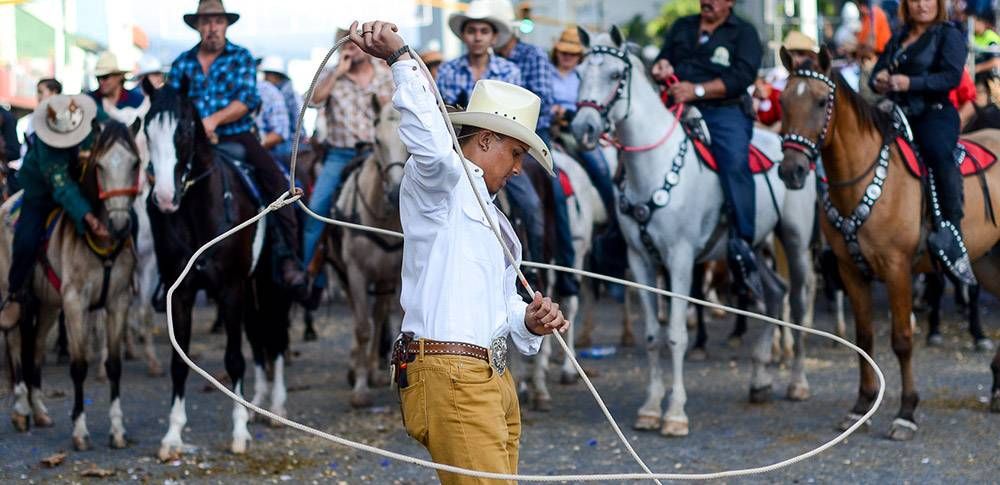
left=621, top=14, right=652, bottom=46
left=646, top=0, right=701, bottom=44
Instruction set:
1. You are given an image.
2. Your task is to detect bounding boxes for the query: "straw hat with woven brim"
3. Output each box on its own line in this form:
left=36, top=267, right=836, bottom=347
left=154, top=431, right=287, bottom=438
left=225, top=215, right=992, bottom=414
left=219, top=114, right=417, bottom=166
left=449, top=80, right=553, bottom=175
left=448, top=0, right=511, bottom=42
left=183, top=0, right=240, bottom=29
left=419, top=50, right=444, bottom=66
left=94, top=51, right=130, bottom=77
left=553, top=26, right=584, bottom=55
left=34, top=95, right=98, bottom=148
left=783, top=30, right=819, bottom=54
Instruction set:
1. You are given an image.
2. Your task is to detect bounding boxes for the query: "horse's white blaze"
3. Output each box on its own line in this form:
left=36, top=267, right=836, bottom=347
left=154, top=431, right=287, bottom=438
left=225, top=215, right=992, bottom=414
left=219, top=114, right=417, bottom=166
left=109, top=398, right=126, bottom=438
left=12, top=382, right=30, bottom=416
left=146, top=113, right=179, bottom=211
left=231, top=382, right=251, bottom=453
left=72, top=412, right=88, bottom=439
left=29, top=387, right=48, bottom=415
left=795, top=81, right=807, bottom=96
left=270, top=355, right=287, bottom=416
left=161, top=397, right=186, bottom=448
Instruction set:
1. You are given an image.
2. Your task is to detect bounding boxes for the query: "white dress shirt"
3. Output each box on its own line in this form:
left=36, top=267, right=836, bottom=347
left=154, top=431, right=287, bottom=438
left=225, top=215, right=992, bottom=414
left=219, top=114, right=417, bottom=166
left=392, top=59, right=542, bottom=356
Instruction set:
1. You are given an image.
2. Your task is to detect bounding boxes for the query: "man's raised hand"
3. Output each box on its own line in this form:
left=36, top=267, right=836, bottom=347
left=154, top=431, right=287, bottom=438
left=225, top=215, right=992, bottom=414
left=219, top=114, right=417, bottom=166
left=348, top=20, right=406, bottom=62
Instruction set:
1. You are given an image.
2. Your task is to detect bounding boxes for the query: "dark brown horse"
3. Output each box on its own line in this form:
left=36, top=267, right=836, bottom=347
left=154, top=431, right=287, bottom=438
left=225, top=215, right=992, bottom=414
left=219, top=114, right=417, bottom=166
left=778, top=48, right=1000, bottom=440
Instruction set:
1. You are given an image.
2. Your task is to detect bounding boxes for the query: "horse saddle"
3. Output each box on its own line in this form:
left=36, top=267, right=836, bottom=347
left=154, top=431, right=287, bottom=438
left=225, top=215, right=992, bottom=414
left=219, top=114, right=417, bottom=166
left=896, top=137, right=999, bottom=178
left=691, top=139, right=776, bottom=175
left=213, top=142, right=264, bottom=208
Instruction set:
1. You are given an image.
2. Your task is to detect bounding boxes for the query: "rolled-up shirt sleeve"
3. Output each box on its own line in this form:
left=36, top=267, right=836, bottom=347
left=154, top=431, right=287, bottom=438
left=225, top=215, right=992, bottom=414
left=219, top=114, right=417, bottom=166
left=392, top=59, right=462, bottom=207
left=507, top=290, right=541, bottom=355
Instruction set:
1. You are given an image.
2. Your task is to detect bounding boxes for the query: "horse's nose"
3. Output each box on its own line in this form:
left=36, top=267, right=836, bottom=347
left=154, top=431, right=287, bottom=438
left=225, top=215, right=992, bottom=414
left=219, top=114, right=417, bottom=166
left=155, top=190, right=177, bottom=213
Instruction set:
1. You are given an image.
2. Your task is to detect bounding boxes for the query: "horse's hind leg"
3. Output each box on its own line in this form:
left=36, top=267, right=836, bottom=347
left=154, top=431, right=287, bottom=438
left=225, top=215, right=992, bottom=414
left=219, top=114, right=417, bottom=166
left=63, top=293, right=92, bottom=451
left=28, top=305, right=60, bottom=428
left=105, top=298, right=129, bottom=448
left=159, top=288, right=195, bottom=461
left=925, top=273, right=945, bottom=346
left=7, top=321, right=31, bottom=432
left=220, top=284, right=250, bottom=454
left=885, top=266, right=919, bottom=441
left=345, top=270, right=373, bottom=408
left=965, top=285, right=992, bottom=351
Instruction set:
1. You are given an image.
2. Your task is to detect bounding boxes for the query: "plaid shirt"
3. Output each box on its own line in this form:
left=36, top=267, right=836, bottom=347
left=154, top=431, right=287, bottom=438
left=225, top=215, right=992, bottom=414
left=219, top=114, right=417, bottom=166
left=255, top=81, right=290, bottom=156
left=168, top=41, right=261, bottom=136
left=321, top=61, right=394, bottom=148
left=504, top=41, right=555, bottom=130
left=274, top=78, right=304, bottom=145
left=436, top=54, right=521, bottom=108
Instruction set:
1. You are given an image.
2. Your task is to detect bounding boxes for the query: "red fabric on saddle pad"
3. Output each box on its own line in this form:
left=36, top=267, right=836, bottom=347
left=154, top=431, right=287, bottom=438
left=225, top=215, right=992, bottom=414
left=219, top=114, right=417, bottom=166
left=558, top=169, right=574, bottom=198
left=897, top=137, right=998, bottom=178
left=691, top=139, right=774, bottom=174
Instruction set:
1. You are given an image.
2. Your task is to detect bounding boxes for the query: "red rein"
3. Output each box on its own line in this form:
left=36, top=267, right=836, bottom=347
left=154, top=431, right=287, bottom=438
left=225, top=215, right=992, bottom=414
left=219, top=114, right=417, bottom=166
left=602, top=75, right=683, bottom=153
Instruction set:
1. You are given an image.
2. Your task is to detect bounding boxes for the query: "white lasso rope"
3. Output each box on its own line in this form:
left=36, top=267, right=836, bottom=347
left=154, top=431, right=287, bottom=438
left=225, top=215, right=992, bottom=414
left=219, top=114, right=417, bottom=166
left=165, top=31, right=885, bottom=482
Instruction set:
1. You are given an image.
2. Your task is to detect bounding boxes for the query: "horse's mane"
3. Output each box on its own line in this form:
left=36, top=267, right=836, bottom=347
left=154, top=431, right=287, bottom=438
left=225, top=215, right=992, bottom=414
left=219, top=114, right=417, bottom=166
left=832, top=71, right=892, bottom=136
left=78, top=119, right=139, bottom=202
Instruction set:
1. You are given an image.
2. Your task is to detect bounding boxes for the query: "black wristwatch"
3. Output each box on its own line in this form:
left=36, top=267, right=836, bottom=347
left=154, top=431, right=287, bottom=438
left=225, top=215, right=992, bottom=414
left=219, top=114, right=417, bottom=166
left=387, top=45, right=410, bottom=66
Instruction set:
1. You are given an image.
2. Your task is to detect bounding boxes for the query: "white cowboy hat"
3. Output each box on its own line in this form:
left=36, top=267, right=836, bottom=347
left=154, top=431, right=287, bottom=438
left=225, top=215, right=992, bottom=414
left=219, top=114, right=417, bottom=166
left=94, top=51, right=130, bottom=77
left=448, top=0, right=512, bottom=42
left=449, top=79, right=553, bottom=175
left=257, top=55, right=288, bottom=77
left=783, top=30, right=820, bottom=54
left=33, top=94, right=98, bottom=148
left=183, top=0, right=240, bottom=29
left=487, top=0, right=517, bottom=47
left=133, top=54, right=166, bottom=79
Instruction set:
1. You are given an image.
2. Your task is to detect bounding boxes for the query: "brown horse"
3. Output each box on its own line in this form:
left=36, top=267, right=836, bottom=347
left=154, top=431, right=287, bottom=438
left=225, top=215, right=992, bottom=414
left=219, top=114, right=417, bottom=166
left=778, top=48, right=1000, bottom=440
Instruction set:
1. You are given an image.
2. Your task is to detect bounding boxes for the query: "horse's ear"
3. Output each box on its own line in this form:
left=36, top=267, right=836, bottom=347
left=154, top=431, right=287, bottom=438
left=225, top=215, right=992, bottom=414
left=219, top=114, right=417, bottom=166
left=818, top=46, right=832, bottom=73
left=779, top=46, right=793, bottom=72
left=609, top=25, right=625, bottom=48
left=129, top=118, right=142, bottom=138
left=577, top=26, right=591, bottom=49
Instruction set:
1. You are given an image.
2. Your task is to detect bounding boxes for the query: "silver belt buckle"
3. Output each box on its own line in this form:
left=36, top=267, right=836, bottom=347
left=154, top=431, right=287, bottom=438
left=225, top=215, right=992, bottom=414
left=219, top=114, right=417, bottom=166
left=488, top=337, right=508, bottom=376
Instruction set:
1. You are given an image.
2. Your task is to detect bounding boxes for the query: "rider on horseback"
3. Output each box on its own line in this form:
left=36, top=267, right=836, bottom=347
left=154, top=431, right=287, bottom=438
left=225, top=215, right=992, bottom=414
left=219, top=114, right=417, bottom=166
left=0, top=95, right=111, bottom=329
left=168, top=0, right=308, bottom=295
left=871, top=0, right=976, bottom=285
left=651, top=0, right=765, bottom=298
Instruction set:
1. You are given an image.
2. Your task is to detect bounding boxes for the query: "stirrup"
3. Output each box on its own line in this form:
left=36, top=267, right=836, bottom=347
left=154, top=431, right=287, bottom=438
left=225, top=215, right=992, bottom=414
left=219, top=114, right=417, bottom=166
left=929, top=222, right=977, bottom=286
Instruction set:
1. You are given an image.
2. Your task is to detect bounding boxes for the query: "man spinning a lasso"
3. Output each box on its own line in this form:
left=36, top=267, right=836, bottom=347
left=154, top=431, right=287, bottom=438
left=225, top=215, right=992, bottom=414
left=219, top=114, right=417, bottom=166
left=345, top=19, right=569, bottom=484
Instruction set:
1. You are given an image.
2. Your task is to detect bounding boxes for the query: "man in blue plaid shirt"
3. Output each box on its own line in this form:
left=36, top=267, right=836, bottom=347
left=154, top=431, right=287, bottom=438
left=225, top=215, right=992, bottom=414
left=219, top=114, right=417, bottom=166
left=169, top=0, right=307, bottom=293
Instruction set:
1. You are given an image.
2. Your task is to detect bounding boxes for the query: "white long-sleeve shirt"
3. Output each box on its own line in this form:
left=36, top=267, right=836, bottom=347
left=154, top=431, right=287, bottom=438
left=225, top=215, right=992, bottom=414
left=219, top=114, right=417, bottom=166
left=392, top=59, right=541, bottom=356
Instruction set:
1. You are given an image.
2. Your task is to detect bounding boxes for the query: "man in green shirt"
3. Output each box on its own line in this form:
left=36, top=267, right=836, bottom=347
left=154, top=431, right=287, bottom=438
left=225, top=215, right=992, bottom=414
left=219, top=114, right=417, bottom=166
left=973, top=12, right=1000, bottom=79
left=0, top=94, right=110, bottom=329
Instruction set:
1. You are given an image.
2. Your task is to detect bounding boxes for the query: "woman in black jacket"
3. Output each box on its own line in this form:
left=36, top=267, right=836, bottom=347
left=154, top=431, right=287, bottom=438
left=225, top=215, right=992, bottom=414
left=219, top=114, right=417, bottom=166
left=871, top=0, right=974, bottom=285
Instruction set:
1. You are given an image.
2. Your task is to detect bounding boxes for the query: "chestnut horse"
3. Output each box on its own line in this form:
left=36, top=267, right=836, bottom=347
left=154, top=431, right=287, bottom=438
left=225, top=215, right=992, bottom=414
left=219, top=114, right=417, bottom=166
left=778, top=48, right=1000, bottom=440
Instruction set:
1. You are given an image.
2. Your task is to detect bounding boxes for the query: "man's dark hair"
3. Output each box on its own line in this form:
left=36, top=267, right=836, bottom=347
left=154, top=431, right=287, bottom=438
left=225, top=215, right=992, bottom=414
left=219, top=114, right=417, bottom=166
left=38, top=78, right=63, bottom=94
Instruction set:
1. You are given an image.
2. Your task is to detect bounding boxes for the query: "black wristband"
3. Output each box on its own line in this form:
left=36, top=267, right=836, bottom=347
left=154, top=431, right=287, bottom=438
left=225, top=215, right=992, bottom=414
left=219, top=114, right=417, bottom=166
left=387, top=45, right=410, bottom=66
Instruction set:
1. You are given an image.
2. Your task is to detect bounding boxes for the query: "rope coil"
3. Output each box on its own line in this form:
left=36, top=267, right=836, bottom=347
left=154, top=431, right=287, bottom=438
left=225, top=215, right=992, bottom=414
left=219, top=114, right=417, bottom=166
left=164, top=31, right=886, bottom=482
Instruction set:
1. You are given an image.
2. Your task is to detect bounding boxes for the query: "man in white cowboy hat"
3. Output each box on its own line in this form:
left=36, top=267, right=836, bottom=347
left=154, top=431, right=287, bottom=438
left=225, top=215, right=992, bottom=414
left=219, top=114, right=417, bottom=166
left=254, top=59, right=290, bottom=160
left=133, top=54, right=167, bottom=90
left=90, top=51, right=145, bottom=112
left=168, top=0, right=308, bottom=294
left=0, top=95, right=111, bottom=328
left=348, top=20, right=568, bottom=484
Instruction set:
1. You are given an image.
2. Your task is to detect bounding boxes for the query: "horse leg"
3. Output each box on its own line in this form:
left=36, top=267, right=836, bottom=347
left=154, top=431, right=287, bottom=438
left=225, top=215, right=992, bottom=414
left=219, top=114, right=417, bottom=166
left=369, top=292, right=393, bottom=387
left=105, top=299, right=128, bottom=448
left=7, top=320, right=31, bottom=432
left=748, top=264, right=785, bottom=404
left=559, top=294, right=581, bottom=384
left=628, top=251, right=666, bottom=431
left=139, top=264, right=163, bottom=376
left=244, top=285, right=269, bottom=424
left=782, top=233, right=814, bottom=402
left=219, top=284, right=250, bottom=454
left=620, top=279, right=636, bottom=347
left=965, top=285, right=991, bottom=351
left=969, top=254, right=1000, bottom=412
left=661, top=252, right=694, bottom=436
left=159, top=289, right=195, bottom=461
left=268, top=294, right=292, bottom=425
left=925, top=273, right=945, bottom=347
left=28, top=305, right=60, bottom=428
left=63, top=292, right=92, bottom=451
left=345, top=270, right=373, bottom=408
left=834, top=290, right=847, bottom=340
left=884, top=268, right=919, bottom=441
left=688, top=268, right=708, bottom=362
left=95, top=311, right=108, bottom=382
left=728, top=295, right=749, bottom=348
left=838, top=264, right=877, bottom=431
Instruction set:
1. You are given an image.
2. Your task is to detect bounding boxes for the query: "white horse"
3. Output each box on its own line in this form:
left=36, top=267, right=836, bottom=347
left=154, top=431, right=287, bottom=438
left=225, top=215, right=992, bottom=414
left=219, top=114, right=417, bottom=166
left=571, top=27, right=817, bottom=436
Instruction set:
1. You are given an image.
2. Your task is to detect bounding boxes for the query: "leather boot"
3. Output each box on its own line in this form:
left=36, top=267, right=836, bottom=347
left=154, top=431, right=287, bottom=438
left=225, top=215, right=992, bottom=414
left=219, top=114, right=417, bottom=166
left=281, top=258, right=310, bottom=301
left=728, top=237, right=764, bottom=302
left=928, top=220, right=976, bottom=286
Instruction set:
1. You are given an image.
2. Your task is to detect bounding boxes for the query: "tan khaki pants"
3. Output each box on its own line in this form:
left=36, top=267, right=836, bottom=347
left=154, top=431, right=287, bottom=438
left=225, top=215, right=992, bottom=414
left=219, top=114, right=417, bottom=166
left=398, top=352, right=521, bottom=485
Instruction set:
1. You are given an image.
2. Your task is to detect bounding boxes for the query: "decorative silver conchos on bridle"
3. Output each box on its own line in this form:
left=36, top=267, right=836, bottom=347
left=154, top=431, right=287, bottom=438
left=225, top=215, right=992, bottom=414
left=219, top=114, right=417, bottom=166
left=780, top=69, right=836, bottom=164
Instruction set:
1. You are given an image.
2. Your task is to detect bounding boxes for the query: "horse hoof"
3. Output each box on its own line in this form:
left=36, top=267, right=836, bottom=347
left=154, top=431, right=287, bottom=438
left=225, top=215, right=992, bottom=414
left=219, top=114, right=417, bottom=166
left=633, top=415, right=661, bottom=431
left=837, top=413, right=871, bottom=432
left=886, top=419, right=917, bottom=441
left=990, top=391, right=1000, bottom=413
left=350, top=392, right=373, bottom=409
left=620, top=333, right=636, bottom=348
left=11, top=413, right=29, bottom=432
left=686, top=348, right=708, bottom=362
left=231, top=438, right=249, bottom=454
left=727, top=336, right=743, bottom=349
left=533, top=397, right=552, bottom=412
left=787, top=383, right=811, bottom=401
left=660, top=418, right=689, bottom=437
left=110, top=434, right=128, bottom=449
left=33, top=412, right=54, bottom=428
left=974, top=339, right=994, bottom=352
left=559, top=370, right=579, bottom=385
left=749, top=385, right=772, bottom=404
left=158, top=444, right=182, bottom=462
left=303, top=328, right=318, bottom=342
left=346, top=369, right=356, bottom=388
left=73, top=435, right=92, bottom=451
left=927, top=334, right=944, bottom=347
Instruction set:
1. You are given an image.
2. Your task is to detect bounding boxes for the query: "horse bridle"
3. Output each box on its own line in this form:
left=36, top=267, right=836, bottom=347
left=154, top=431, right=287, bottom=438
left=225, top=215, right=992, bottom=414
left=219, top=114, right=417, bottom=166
left=576, top=44, right=633, bottom=132
left=780, top=69, right=836, bottom=164
left=146, top=114, right=214, bottom=210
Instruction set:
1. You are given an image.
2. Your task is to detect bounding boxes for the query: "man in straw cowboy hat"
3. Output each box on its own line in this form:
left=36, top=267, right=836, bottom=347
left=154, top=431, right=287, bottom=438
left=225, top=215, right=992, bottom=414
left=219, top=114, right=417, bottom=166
left=0, top=95, right=112, bottom=329
left=168, top=0, right=308, bottom=295
left=90, top=51, right=146, bottom=112
left=346, top=20, right=569, bottom=483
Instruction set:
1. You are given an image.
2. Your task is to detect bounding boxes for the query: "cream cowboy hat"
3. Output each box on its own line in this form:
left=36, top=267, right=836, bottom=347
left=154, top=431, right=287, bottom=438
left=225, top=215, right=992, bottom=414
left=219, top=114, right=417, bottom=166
left=94, top=51, right=130, bottom=77
left=448, top=0, right=511, bottom=42
left=783, top=30, right=819, bottom=54
left=257, top=55, right=288, bottom=77
left=449, top=80, right=553, bottom=175
left=183, top=0, right=240, bottom=29
left=33, top=94, right=98, bottom=148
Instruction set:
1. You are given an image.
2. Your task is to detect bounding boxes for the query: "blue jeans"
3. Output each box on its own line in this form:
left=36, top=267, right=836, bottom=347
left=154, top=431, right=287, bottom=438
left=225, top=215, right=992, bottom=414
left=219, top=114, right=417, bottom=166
left=303, top=147, right=360, bottom=287
left=700, top=106, right=755, bottom=241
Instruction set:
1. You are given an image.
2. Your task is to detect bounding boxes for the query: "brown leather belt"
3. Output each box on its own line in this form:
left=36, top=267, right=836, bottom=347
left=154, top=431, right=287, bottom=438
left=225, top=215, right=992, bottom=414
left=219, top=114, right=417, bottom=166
left=404, top=339, right=489, bottom=362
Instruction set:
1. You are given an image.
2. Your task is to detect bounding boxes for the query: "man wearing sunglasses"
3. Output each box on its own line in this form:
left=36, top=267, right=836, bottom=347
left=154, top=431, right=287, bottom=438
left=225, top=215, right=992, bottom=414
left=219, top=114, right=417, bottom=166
left=89, top=51, right=146, bottom=112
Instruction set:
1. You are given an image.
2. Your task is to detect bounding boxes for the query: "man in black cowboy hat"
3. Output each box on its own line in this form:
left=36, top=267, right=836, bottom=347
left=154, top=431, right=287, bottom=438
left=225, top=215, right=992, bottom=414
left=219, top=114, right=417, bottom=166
left=168, top=0, right=307, bottom=295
